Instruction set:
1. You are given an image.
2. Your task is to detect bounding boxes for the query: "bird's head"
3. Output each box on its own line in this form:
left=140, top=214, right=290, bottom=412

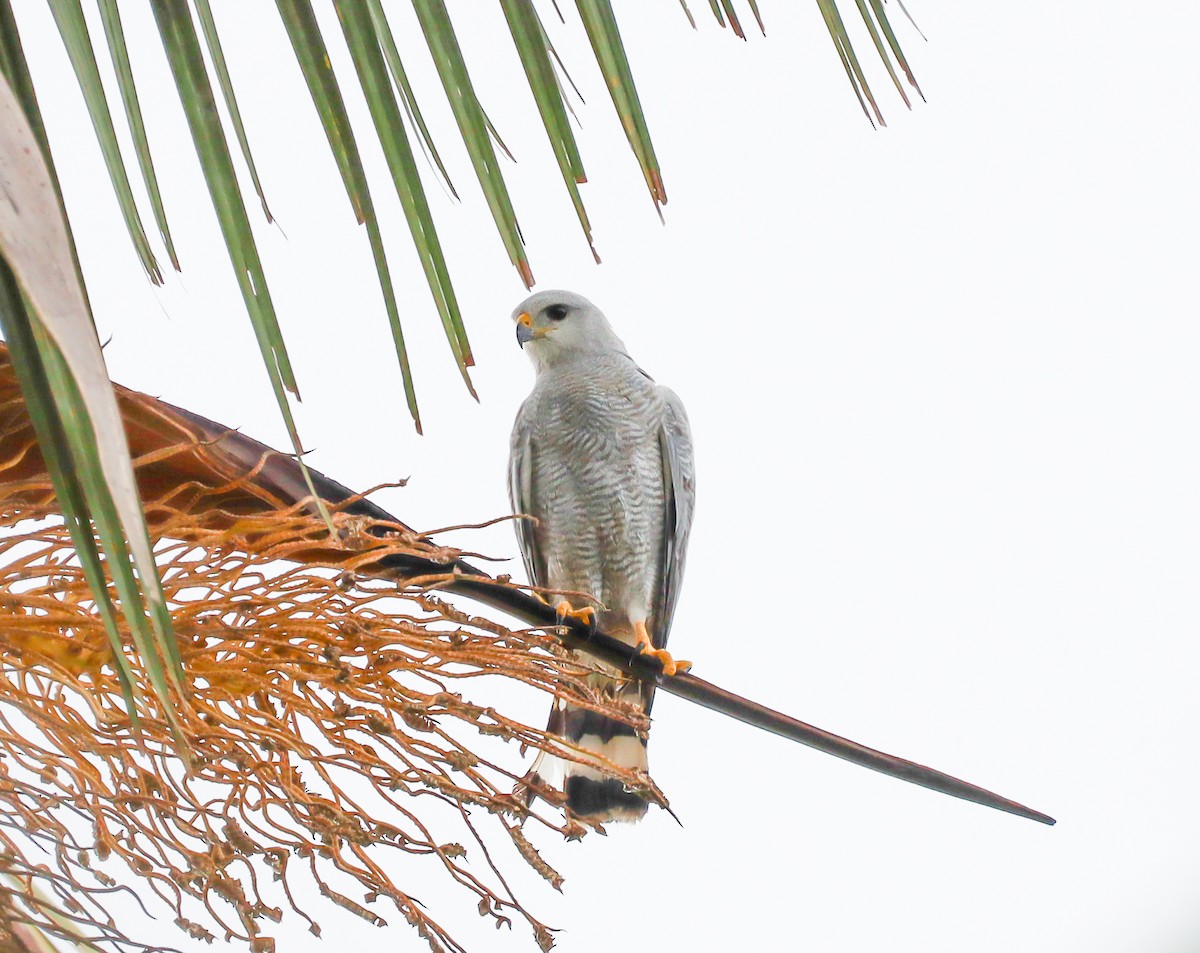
left=511, top=290, right=626, bottom=369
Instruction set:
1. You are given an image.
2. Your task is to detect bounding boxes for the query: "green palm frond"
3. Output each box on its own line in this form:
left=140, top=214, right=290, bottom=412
left=502, top=0, right=596, bottom=259
left=96, top=0, right=180, bottom=269
left=47, top=0, right=164, bottom=283
left=336, top=0, right=476, bottom=400
left=192, top=0, right=275, bottom=222
left=11, top=0, right=920, bottom=429
left=0, top=73, right=183, bottom=735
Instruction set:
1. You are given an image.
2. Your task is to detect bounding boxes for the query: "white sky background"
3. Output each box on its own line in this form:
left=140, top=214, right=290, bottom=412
left=9, top=1, right=1200, bottom=951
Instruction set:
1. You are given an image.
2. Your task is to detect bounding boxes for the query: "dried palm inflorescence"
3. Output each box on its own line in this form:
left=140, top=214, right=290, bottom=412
left=0, top=396, right=660, bottom=952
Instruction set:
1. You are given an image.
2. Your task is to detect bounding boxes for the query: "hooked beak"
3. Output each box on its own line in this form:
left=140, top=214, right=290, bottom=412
left=515, top=312, right=536, bottom=348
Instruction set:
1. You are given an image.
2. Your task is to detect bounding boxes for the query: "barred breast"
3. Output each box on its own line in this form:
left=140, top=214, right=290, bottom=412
left=523, top=355, right=666, bottom=634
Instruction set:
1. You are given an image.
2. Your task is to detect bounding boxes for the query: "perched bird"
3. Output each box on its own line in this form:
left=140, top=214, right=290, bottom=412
left=508, top=290, right=695, bottom=822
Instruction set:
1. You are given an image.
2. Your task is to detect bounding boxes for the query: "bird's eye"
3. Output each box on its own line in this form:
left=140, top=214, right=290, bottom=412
left=545, top=305, right=569, bottom=321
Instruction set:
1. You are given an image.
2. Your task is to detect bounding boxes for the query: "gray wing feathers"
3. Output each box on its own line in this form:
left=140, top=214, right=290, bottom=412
left=652, top=385, right=695, bottom=652
left=508, top=402, right=545, bottom=589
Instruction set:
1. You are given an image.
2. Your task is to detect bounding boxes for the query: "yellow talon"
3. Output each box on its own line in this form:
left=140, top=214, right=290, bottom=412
left=633, top=620, right=690, bottom=677
left=555, top=600, right=596, bottom=626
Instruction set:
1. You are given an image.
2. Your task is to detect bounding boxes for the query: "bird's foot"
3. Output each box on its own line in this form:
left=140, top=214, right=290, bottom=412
left=633, top=620, right=690, bottom=677
left=555, top=600, right=596, bottom=627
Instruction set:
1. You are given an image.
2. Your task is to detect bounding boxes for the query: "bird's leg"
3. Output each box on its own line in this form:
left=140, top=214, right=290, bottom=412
left=555, top=600, right=596, bottom=627
left=633, top=620, right=690, bottom=677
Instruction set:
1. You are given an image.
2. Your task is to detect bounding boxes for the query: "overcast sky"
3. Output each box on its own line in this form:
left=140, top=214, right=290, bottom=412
left=11, top=1, right=1200, bottom=951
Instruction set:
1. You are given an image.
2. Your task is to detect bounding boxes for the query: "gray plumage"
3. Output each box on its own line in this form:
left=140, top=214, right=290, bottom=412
left=508, top=290, right=694, bottom=822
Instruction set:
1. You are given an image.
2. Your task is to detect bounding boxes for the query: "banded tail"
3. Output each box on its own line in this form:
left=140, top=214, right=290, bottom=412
left=528, top=691, right=652, bottom=823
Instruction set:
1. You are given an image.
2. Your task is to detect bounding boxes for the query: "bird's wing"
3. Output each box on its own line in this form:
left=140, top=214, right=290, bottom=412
left=652, top=385, right=696, bottom=652
left=508, top=399, right=546, bottom=589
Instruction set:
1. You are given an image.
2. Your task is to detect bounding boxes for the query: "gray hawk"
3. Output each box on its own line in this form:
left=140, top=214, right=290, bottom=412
left=508, top=290, right=695, bottom=822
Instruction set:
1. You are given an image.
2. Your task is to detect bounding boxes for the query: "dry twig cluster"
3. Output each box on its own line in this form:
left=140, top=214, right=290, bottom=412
left=0, top=391, right=660, bottom=952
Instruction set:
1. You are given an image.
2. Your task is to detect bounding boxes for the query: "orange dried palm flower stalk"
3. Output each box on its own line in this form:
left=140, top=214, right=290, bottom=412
left=0, top=465, right=655, bottom=952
